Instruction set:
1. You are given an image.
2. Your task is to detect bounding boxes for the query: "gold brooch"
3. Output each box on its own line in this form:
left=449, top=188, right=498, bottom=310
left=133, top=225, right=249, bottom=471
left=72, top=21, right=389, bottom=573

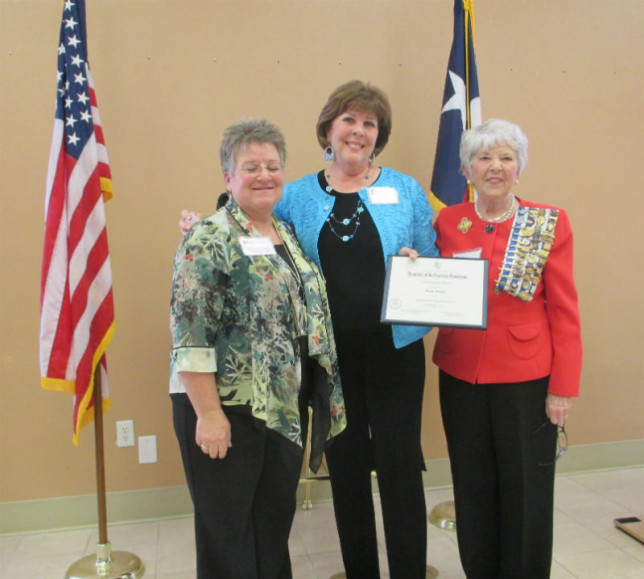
left=457, top=217, right=472, bottom=234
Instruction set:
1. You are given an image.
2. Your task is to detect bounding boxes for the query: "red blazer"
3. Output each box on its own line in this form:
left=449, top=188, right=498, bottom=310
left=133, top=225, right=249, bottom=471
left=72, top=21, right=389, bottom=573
left=432, top=199, right=582, bottom=397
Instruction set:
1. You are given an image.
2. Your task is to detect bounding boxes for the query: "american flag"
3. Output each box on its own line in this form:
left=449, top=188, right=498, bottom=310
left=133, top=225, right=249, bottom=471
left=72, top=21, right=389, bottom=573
left=430, top=0, right=482, bottom=212
left=40, top=0, right=115, bottom=444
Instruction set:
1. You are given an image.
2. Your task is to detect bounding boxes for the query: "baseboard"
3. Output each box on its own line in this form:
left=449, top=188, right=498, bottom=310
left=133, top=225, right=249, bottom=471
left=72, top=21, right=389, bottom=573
left=0, top=485, right=194, bottom=536
left=551, top=438, right=644, bottom=474
left=2, top=439, right=642, bottom=535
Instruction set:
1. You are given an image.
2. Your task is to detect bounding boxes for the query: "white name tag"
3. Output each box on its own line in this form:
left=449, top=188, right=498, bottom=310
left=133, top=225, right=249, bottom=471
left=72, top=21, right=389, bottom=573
left=454, top=248, right=482, bottom=259
left=367, top=187, right=399, bottom=204
left=239, top=236, right=276, bottom=256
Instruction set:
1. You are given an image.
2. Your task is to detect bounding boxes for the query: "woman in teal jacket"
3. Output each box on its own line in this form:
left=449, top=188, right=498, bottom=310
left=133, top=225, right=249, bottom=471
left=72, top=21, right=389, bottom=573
left=277, top=81, right=436, bottom=579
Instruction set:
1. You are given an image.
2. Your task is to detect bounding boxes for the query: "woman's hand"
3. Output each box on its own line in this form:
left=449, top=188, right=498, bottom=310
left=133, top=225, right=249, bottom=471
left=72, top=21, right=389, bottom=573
left=546, top=394, right=572, bottom=426
left=398, top=246, right=419, bottom=260
left=179, top=210, right=203, bottom=236
left=180, top=370, right=232, bottom=459
left=195, top=407, right=232, bottom=459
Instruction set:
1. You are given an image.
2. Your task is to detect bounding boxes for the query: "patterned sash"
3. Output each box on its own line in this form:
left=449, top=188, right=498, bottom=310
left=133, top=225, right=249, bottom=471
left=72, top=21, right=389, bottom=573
left=495, top=206, right=559, bottom=302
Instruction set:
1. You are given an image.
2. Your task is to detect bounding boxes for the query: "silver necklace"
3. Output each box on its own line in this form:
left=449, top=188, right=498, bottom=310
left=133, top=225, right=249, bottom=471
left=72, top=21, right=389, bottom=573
left=474, top=194, right=516, bottom=223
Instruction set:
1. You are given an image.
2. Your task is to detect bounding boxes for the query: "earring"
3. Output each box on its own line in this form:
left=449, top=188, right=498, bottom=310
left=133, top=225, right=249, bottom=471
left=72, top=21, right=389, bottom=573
left=466, top=179, right=471, bottom=185
left=515, top=178, right=520, bottom=184
left=324, top=146, right=334, bottom=162
left=368, top=152, right=376, bottom=165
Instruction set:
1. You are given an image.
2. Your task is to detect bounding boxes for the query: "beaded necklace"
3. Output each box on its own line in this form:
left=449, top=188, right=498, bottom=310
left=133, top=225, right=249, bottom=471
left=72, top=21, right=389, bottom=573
left=324, top=185, right=365, bottom=242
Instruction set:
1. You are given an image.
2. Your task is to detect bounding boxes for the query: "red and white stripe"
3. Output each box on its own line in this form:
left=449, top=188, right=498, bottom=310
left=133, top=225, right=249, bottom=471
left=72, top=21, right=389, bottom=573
left=40, top=64, right=114, bottom=444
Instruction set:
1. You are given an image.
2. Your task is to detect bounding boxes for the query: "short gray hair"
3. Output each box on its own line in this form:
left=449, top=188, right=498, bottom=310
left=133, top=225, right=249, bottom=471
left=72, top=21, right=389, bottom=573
left=219, top=118, right=287, bottom=175
left=459, top=118, right=529, bottom=176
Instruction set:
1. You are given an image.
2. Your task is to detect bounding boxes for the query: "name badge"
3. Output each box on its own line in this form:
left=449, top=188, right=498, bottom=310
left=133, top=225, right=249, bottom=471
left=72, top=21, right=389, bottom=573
left=239, top=236, right=276, bottom=256
left=454, top=248, right=482, bottom=259
left=367, top=187, right=399, bottom=205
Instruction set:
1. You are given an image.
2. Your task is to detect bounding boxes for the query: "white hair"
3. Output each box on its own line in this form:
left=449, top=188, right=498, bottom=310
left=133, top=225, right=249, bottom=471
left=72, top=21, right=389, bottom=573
left=460, top=118, right=529, bottom=176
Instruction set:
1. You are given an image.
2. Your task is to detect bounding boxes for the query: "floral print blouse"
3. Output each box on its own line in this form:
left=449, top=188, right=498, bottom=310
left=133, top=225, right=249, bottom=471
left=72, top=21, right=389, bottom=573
left=170, top=201, right=346, bottom=456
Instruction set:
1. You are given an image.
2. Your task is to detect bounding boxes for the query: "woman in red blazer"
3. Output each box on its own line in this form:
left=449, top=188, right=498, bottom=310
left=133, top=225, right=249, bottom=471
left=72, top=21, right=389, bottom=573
left=432, top=119, right=582, bottom=579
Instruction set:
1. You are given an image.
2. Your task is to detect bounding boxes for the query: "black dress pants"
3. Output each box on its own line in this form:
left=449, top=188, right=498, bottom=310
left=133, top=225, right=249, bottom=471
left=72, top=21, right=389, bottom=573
left=172, top=395, right=303, bottom=579
left=325, top=329, right=427, bottom=579
left=439, top=371, right=558, bottom=579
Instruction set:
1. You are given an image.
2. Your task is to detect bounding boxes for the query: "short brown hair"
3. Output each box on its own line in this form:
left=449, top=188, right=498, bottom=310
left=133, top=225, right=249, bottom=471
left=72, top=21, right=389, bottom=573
left=316, top=80, right=392, bottom=157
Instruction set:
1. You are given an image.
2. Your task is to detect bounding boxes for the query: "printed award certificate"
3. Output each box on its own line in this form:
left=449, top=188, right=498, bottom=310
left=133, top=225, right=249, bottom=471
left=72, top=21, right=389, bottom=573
left=381, top=256, right=488, bottom=329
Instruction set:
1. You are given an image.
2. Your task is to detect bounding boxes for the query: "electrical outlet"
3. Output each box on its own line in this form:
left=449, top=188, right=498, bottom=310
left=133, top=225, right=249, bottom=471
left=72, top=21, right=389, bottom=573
left=138, top=435, right=157, bottom=464
left=116, top=420, right=135, bottom=447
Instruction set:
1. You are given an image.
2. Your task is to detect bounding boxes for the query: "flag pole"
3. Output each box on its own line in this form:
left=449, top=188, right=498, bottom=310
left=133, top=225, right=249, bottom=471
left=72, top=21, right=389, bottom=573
left=94, top=364, right=108, bottom=545
left=64, top=363, right=145, bottom=579
left=428, top=0, right=482, bottom=532
left=464, top=0, right=475, bottom=202
left=464, top=1, right=471, bottom=130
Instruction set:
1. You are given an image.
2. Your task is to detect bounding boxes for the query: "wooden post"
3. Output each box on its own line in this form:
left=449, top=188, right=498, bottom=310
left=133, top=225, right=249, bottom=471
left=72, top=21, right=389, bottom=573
left=93, top=365, right=108, bottom=545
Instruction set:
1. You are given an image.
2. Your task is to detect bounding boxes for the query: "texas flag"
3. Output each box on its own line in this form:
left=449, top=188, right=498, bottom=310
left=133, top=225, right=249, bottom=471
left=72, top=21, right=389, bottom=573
left=430, top=0, right=482, bottom=212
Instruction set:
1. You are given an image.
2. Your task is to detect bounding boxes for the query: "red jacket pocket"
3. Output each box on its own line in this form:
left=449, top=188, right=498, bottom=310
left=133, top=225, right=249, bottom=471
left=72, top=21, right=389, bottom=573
left=506, top=322, right=544, bottom=360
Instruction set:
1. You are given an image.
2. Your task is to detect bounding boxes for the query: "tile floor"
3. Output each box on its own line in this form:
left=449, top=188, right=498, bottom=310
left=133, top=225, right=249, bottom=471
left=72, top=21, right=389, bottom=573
left=0, top=467, right=642, bottom=579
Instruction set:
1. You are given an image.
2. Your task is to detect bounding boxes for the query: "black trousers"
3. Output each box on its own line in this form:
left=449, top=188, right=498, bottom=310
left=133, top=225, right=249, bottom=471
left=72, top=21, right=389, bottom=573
left=172, top=395, right=303, bottom=579
left=325, top=329, right=427, bottom=579
left=439, top=371, right=558, bottom=579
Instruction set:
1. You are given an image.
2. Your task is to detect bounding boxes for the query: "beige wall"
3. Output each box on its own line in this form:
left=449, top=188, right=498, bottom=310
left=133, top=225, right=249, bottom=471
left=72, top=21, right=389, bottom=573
left=1, top=0, right=642, bottom=507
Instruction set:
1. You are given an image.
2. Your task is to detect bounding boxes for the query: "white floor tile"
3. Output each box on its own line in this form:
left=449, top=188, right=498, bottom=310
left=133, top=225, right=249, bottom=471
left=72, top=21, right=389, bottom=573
left=307, top=550, right=346, bottom=579
left=1, top=467, right=643, bottom=578
left=0, top=553, right=75, bottom=579
left=290, top=554, right=316, bottom=579
left=550, top=559, right=577, bottom=579
left=13, top=528, right=91, bottom=558
left=553, top=514, right=616, bottom=557
left=557, top=547, right=644, bottom=579
left=426, top=533, right=463, bottom=574
left=0, top=536, right=19, bottom=575
left=288, top=530, right=309, bottom=558
left=624, top=543, right=644, bottom=564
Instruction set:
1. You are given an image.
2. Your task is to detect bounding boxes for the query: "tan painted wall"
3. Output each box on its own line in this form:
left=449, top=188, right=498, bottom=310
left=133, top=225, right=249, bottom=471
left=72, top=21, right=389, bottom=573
left=1, top=0, right=642, bottom=503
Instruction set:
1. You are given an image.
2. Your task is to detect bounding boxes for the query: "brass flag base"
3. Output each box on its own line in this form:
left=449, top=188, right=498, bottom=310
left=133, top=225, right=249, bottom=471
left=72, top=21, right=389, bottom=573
left=429, top=500, right=457, bottom=531
left=65, top=542, right=145, bottom=579
left=330, top=566, right=439, bottom=579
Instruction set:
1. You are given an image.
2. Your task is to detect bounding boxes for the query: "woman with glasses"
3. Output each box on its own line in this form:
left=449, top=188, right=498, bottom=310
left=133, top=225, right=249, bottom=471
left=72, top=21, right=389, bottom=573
left=432, top=118, right=582, bottom=579
left=170, top=118, right=346, bottom=579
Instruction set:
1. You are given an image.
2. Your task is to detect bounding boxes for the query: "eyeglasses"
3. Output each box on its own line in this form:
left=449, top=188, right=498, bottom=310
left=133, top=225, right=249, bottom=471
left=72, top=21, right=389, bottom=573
left=238, top=162, right=283, bottom=176
left=555, top=425, right=568, bottom=461
left=535, top=421, right=568, bottom=466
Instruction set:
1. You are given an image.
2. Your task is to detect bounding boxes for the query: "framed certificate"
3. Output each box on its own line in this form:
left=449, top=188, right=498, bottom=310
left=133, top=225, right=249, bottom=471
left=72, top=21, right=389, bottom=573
left=381, top=256, right=488, bottom=329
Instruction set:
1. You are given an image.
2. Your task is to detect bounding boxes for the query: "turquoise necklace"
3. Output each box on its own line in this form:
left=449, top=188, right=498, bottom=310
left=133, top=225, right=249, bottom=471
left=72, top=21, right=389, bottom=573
left=325, top=185, right=365, bottom=242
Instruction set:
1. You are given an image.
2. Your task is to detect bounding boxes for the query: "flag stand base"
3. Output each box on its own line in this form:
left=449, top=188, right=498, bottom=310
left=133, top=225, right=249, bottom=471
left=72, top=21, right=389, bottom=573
left=65, top=542, right=145, bottom=579
left=429, top=500, right=457, bottom=531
